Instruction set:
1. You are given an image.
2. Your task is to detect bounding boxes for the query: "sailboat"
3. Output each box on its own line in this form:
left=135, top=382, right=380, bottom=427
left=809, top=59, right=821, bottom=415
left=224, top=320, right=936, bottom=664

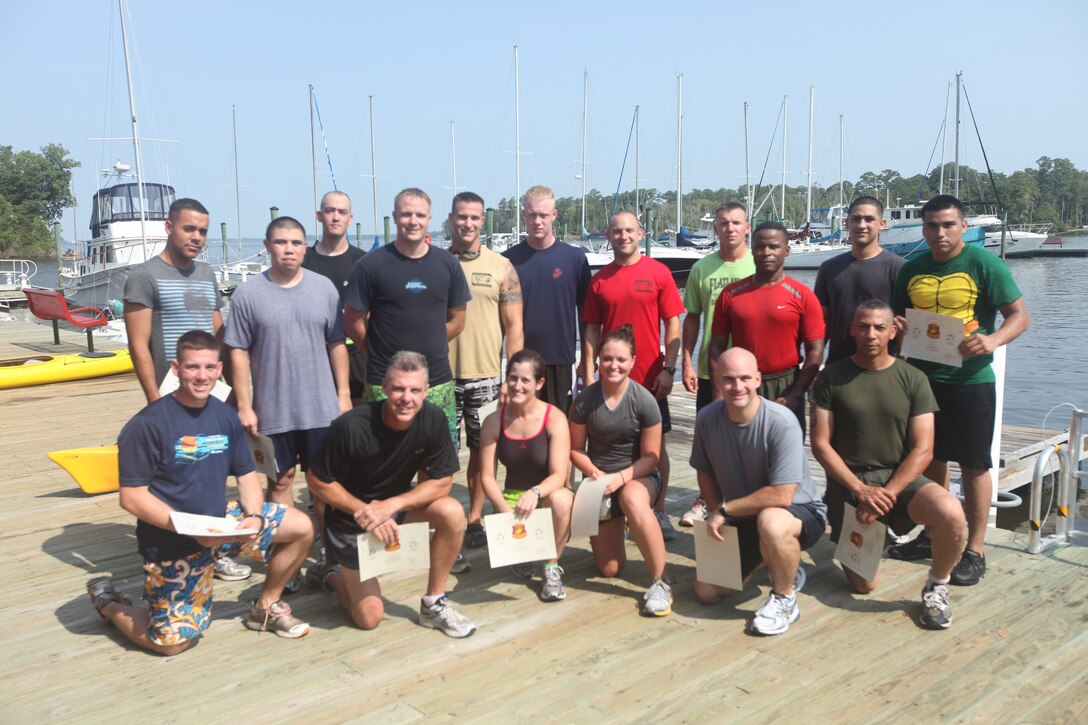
left=59, top=0, right=178, bottom=310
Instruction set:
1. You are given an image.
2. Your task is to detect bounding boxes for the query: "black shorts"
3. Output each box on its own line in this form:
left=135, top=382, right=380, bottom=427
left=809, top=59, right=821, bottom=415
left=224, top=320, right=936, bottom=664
left=696, top=377, right=716, bottom=412
left=325, top=510, right=409, bottom=571
left=540, top=364, right=574, bottom=413
left=729, top=503, right=825, bottom=579
left=824, top=472, right=932, bottom=542
left=270, top=427, right=330, bottom=474
left=930, top=380, right=995, bottom=470
left=657, top=396, right=673, bottom=435
left=604, top=470, right=663, bottom=522
left=347, top=343, right=367, bottom=400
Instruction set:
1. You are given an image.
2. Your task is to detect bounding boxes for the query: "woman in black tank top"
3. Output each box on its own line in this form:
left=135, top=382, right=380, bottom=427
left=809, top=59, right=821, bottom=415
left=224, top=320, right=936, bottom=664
left=479, top=350, right=573, bottom=602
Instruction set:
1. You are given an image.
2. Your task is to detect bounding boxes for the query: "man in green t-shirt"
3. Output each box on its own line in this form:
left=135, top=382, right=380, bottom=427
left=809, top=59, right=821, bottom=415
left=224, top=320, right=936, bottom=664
left=679, top=202, right=755, bottom=526
left=812, top=300, right=967, bottom=629
left=888, top=195, right=1029, bottom=586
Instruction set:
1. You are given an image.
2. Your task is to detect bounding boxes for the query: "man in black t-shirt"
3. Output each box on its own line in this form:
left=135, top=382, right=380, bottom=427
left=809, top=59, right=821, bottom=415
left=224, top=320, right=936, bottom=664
left=303, top=190, right=367, bottom=400
left=305, top=351, right=477, bottom=638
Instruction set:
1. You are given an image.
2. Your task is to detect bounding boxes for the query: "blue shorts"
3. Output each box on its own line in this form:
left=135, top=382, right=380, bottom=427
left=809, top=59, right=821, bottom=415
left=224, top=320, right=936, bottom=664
left=270, top=427, right=330, bottom=475
left=142, top=501, right=286, bottom=646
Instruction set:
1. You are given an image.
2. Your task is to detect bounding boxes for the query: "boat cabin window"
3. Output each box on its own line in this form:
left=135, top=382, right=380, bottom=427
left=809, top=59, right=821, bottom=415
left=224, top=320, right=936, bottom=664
left=89, top=182, right=177, bottom=237
left=890, top=210, right=901, bottom=220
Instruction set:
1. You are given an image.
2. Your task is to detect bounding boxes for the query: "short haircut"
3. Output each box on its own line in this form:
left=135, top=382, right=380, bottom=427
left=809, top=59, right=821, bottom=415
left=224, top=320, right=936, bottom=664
left=848, top=196, right=884, bottom=215
left=320, top=190, right=351, bottom=210
left=507, top=348, right=546, bottom=382
left=608, top=210, right=642, bottom=230
left=385, top=350, right=428, bottom=380
left=394, top=188, right=431, bottom=211
left=921, top=194, right=964, bottom=219
left=753, top=221, right=788, bottom=240
left=176, top=329, right=219, bottom=359
left=714, top=201, right=747, bottom=218
left=521, top=185, right=555, bottom=208
left=169, top=198, right=208, bottom=219
left=601, top=323, right=636, bottom=356
left=854, top=299, right=893, bottom=318
left=451, top=191, right=485, bottom=213
left=266, top=215, right=306, bottom=241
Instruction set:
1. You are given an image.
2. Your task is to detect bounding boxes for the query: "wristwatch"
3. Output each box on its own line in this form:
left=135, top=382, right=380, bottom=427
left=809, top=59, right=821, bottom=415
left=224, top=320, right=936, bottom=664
left=662, top=365, right=677, bottom=375
left=530, top=486, right=542, bottom=498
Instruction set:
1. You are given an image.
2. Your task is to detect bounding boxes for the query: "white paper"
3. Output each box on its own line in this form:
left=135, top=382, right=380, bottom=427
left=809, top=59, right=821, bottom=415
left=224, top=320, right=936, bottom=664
left=693, top=523, right=743, bottom=590
left=902, top=308, right=965, bottom=368
left=484, top=509, right=557, bottom=568
left=158, top=369, right=232, bottom=401
left=833, top=502, right=886, bottom=582
left=570, top=477, right=610, bottom=538
left=356, top=521, right=430, bottom=581
left=170, top=511, right=257, bottom=537
left=246, top=433, right=278, bottom=477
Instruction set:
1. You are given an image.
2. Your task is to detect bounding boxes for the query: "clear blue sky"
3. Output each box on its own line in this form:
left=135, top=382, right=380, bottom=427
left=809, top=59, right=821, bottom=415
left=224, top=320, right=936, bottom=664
left=4, top=0, right=1086, bottom=239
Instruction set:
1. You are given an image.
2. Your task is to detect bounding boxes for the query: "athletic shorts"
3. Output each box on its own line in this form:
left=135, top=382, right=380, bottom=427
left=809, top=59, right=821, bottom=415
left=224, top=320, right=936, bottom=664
left=758, top=368, right=805, bottom=437
left=824, top=471, right=932, bottom=542
left=143, top=500, right=286, bottom=646
left=324, top=510, right=409, bottom=572
left=696, top=377, right=716, bottom=412
left=727, top=503, right=825, bottom=579
left=347, top=343, right=368, bottom=400
left=600, top=470, right=662, bottom=523
left=540, top=364, right=574, bottom=414
left=930, top=380, right=995, bottom=470
left=365, top=378, right=457, bottom=445
left=270, top=427, right=330, bottom=475
left=455, top=376, right=502, bottom=451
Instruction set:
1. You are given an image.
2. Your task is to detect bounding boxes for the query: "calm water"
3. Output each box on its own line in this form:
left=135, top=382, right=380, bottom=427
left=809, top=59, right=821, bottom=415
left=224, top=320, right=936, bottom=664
left=18, top=236, right=1088, bottom=428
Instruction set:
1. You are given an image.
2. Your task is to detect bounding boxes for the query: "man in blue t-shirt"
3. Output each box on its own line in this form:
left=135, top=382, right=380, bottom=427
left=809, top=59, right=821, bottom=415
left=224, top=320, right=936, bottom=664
left=86, top=331, right=315, bottom=654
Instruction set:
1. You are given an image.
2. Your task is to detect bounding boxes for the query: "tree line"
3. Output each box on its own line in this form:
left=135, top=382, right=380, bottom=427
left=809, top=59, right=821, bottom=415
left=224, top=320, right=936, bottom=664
left=0, top=144, right=78, bottom=256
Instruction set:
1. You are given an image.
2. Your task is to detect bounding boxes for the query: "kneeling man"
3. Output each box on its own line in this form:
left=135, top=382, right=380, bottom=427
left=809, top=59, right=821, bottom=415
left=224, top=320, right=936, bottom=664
left=305, top=351, right=476, bottom=637
left=691, top=347, right=827, bottom=636
left=87, top=330, right=314, bottom=655
left=811, top=300, right=966, bottom=629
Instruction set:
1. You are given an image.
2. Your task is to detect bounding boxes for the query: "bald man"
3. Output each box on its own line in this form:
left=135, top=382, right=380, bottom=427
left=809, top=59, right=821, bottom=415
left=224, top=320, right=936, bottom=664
left=583, top=211, right=685, bottom=541
left=689, top=347, right=827, bottom=636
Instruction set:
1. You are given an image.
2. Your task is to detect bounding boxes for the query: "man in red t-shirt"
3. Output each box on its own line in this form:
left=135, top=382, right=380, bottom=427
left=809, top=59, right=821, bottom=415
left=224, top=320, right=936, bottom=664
left=708, top=222, right=825, bottom=434
left=583, top=211, right=686, bottom=540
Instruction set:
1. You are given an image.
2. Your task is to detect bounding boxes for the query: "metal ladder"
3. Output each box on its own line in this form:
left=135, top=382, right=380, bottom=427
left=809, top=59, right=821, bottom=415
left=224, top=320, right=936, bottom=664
left=1028, top=408, right=1088, bottom=553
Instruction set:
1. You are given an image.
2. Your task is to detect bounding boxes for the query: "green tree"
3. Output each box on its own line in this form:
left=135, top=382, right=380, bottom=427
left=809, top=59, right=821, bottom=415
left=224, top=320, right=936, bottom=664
left=0, top=143, right=80, bottom=256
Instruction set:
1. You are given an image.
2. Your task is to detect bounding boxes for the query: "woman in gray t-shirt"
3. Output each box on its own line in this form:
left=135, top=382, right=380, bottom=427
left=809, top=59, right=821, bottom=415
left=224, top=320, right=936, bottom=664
left=569, top=325, right=672, bottom=616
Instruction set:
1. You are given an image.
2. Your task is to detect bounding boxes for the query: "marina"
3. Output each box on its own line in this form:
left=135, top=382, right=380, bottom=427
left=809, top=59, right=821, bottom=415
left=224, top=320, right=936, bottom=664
left=2, top=317, right=1086, bottom=722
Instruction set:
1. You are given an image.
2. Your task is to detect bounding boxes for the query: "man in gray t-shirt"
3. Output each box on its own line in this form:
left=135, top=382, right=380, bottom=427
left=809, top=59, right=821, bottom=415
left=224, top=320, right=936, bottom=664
left=689, top=347, right=826, bottom=636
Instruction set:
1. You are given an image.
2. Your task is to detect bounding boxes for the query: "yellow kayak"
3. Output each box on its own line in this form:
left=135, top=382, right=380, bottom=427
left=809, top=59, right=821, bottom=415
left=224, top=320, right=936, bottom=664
left=47, top=445, right=120, bottom=495
left=0, top=349, right=133, bottom=389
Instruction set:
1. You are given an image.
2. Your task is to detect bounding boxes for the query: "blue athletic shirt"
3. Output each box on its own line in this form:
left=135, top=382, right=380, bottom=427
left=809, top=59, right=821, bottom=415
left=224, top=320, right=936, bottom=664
left=503, top=240, right=590, bottom=365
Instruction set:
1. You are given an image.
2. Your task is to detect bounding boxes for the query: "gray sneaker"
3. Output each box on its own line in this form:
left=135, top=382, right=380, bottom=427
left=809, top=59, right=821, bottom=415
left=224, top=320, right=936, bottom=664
left=450, top=553, right=471, bottom=574
left=305, top=560, right=339, bottom=591
left=419, top=596, right=476, bottom=638
left=642, top=578, right=673, bottom=617
left=539, top=565, right=566, bottom=602
left=214, top=556, right=252, bottom=581
left=793, top=564, right=807, bottom=594
left=655, top=510, right=678, bottom=542
left=749, top=592, right=799, bottom=636
left=919, top=583, right=953, bottom=630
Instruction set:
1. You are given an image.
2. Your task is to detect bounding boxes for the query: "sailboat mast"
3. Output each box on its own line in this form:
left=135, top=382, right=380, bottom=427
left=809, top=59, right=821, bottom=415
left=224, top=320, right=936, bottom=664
left=581, top=69, right=588, bottom=235
left=781, top=95, right=788, bottom=224
left=940, top=81, right=951, bottom=194
left=838, top=114, right=844, bottom=209
left=744, top=101, right=752, bottom=222
left=232, top=105, right=242, bottom=262
left=309, top=85, right=318, bottom=221
left=953, top=71, right=961, bottom=198
left=634, top=105, right=640, bottom=216
left=451, top=121, right=459, bottom=193
left=369, top=95, right=379, bottom=238
left=514, top=45, right=521, bottom=241
left=676, top=74, right=683, bottom=234
left=806, top=86, right=814, bottom=226
left=118, top=0, right=148, bottom=262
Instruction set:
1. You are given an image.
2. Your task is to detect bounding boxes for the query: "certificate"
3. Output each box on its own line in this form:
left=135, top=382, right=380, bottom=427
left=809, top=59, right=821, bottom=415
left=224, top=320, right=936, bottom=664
left=356, top=521, right=430, bottom=581
left=693, top=524, right=743, bottom=591
left=158, top=369, right=232, bottom=401
left=484, top=510, right=557, bottom=568
left=833, top=503, right=886, bottom=583
left=246, top=433, right=278, bottom=477
left=570, top=477, right=610, bottom=538
left=902, top=308, right=965, bottom=368
left=170, top=511, right=258, bottom=538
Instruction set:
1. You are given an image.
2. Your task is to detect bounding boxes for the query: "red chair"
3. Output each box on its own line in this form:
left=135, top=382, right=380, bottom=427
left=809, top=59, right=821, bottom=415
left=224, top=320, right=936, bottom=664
left=22, top=286, right=107, bottom=352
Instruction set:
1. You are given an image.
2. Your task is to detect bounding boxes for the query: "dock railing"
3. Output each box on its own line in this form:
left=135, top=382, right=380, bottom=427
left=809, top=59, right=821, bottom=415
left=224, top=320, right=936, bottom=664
left=1028, top=407, right=1088, bottom=553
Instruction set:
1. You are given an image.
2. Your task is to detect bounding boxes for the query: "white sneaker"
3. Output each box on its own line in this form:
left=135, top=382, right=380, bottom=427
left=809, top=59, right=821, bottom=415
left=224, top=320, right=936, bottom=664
left=214, top=556, right=252, bottom=581
left=749, top=592, right=799, bottom=635
left=680, top=497, right=708, bottom=527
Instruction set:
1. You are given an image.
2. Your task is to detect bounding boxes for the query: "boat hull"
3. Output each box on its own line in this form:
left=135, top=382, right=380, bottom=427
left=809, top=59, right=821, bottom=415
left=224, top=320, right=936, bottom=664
left=47, top=445, right=119, bottom=494
left=0, top=349, right=133, bottom=389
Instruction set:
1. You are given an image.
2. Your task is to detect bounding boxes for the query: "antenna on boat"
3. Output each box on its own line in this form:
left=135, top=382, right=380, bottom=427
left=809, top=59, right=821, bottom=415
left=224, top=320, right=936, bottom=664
left=232, top=105, right=242, bottom=264
left=676, top=73, right=683, bottom=238
left=781, top=95, right=788, bottom=224
left=838, top=114, right=844, bottom=210
left=744, top=101, right=752, bottom=223
left=118, top=0, right=148, bottom=263
left=939, top=81, right=951, bottom=194
left=514, top=45, right=521, bottom=241
left=805, top=86, right=814, bottom=228
left=580, top=69, right=588, bottom=238
left=445, top=121, right=464, bottom=196
left=953, top=71, right=962, bottom=198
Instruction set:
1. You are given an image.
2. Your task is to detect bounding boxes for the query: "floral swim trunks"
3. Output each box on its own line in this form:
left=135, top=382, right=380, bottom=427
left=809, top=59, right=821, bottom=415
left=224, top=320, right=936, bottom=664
left=143, top=500, right=286, bottom=646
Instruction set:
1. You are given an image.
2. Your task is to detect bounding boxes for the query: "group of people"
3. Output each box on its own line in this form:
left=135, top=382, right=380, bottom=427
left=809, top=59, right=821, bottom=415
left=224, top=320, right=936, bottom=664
left=86, top=184, right=1027, bottom=656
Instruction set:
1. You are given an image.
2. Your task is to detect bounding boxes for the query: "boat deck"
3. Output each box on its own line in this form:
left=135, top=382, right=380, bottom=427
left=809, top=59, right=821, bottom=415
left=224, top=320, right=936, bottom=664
left=2, top=318, right=1087, bottom=722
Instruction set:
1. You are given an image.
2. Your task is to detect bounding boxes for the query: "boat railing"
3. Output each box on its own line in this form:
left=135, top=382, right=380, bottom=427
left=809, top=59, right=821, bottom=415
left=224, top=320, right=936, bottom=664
left=0, top=259, right=38, bottom=290
left=1027, top=408, right=1088, bottom=554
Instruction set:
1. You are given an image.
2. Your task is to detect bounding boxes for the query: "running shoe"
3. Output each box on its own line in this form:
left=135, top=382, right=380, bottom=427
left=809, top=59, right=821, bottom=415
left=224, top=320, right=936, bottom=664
left=283, top=570, right=303, bottom=594
left=450, top=552, right=471, bottom=574
left=87, top=578, right=132, bottom=621
left=305, top=560, right=338, bottom=591
left=886, top=532, right=932, bottom=561
left=793, top=564, right=807, bottom=594
left=419, top=596, right=476, bottom=638
left=512, top=561, right=540, bottom=579
left=949, top=549, right=985, bottom=586
left=465, top=521, right=487, bottom=548
left=214, top=556, right=252, bottom=581
left=539, top=565, right=566, bottom=602
left=655, top=510, right=678, bottom=542
left=749, top=592, right=799, bottom=635
left=680, top=497, right=708, bottom=527
left=918, top=582, right=953, bottom=629
left=642, top=578, right=673, bottom=617
left=243, top=600, right=310, bottom=639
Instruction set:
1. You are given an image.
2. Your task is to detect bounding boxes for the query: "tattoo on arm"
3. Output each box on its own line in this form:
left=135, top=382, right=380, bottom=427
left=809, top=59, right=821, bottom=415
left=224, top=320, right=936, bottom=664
left=499, top=262, right=523, bottom=305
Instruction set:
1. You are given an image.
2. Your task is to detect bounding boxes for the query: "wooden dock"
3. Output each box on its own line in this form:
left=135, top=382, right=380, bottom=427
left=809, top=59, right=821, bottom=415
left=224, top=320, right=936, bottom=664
left=2, top=317, right=1087, bottom=723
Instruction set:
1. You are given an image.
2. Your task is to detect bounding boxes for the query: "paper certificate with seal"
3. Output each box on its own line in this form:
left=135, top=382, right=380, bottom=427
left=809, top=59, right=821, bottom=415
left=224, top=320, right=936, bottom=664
left=570, top=477, right=610, bottom=538
left=245, top=433, right=278, bottom=478
left=356, top=521, right=430, bottom=581
left=693, top=524, right=743, bottom=590
left=484, top=509, right=557, bottom=568
left=170, top=511, right=258, bottom=538
left=833, top=502, right=886, bottom=582
left=902, top=308, right=965, bottom=368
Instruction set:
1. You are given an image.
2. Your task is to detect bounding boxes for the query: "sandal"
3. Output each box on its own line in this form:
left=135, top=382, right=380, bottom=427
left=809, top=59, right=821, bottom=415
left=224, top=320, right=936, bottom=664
left=465, top=521, right=487, bottom=549
left=87, top=578, right=133, bottom=622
